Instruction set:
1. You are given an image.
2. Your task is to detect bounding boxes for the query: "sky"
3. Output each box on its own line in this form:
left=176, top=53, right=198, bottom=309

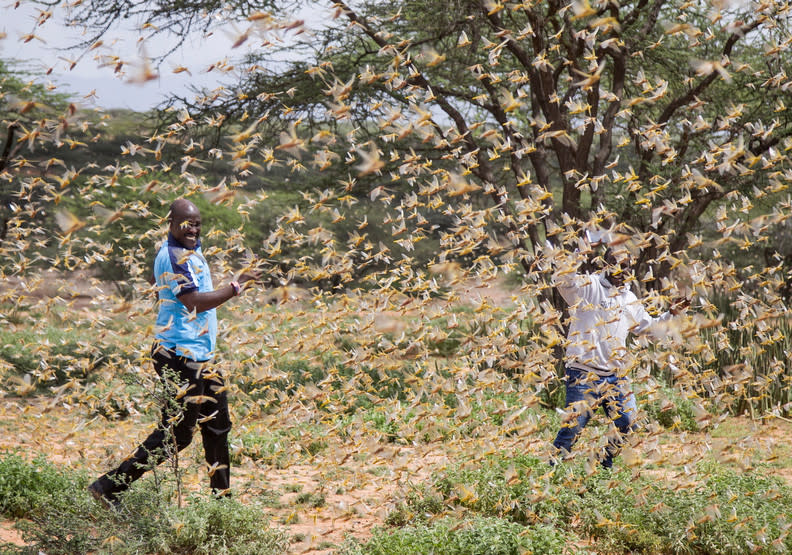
left=0, top=1, right=291, bottom=111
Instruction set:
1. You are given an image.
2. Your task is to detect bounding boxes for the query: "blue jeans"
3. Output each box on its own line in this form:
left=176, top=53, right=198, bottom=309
left=552, top=367, right=637, bottom=468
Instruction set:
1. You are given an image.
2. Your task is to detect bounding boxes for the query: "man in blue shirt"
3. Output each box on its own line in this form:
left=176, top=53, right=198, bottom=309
left=89, top=198, right=259, bottom=506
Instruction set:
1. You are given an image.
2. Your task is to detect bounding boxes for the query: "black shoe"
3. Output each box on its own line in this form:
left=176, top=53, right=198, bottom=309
left=212, top=488, right=232, bottom=500
left=88, top=478, right=121, bottom=510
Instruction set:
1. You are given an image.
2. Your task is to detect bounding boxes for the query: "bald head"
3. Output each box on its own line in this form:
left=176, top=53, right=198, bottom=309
left=168, top=198, right=202, bottom=249
left=169, top=199, right=200, bottom=222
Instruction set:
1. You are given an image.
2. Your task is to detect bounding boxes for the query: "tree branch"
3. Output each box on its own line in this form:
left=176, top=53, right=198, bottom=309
left=334, top=0, right=538, bottom=267
left=657, top=20, right=762, bottom=126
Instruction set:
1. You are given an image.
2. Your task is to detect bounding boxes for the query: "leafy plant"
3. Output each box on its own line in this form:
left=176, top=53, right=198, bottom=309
left=0, top=452, right=72, bottom=519
left=6, top=476, right=288, bottom=555
left=339, top=516, right=564, bottom=555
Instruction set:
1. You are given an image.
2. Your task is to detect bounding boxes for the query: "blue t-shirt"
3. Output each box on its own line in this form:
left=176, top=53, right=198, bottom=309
left=154, top=234, right=217, bottom=361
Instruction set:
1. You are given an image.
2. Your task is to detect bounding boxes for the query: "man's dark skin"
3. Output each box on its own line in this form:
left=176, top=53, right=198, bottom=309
left=168, top=199, right=259, bottom=310
left=603, top=248, right=690, bottom=316
left=148, top=199, right=259, bottom=299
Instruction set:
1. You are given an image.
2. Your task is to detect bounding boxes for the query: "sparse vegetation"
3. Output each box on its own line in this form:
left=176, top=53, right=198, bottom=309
left=4, top=0, right=792, bottom=551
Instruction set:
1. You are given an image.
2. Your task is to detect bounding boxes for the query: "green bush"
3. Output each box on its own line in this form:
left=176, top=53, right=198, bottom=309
left=339, top=516, right=563, bottom=555
left=0, top=452, right=72, bottom=518
left=392, top=453, right=792, bottom=554
left=643, top=381, right=699, bottom=432
left=0, top=325, right=134, bottom=393
left=577, top=463, right=792, bottom=554
left=385, top=486, right=445, bottom=526
left=165, top=495, right=289, bottom=555
left=0, top=451, right=287, bottom=555
left=10, top=477, right=288, bottom=555
left=432, top=454, right=574, bottom=527
left=240, top=355, right=421, bottom=411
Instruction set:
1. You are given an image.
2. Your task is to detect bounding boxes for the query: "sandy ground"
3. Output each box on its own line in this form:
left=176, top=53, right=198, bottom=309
left=3, top=273, right=792, bottom=553
left=0, top=395, right=547, bottom=553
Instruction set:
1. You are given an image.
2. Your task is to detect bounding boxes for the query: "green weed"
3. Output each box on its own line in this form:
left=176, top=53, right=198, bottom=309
left=338, top=516, right=566, bottom=555
left=388, top=453, right=792, bottom=554
left=643, top=381, right=700, bottom=432
left=6, top=477, right=288, bottom=555
left=0, top=452, right=72, bottom=519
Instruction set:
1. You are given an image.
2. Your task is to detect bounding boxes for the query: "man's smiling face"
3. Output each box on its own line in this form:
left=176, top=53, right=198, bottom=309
left=169, top=203, right=202, bottom=250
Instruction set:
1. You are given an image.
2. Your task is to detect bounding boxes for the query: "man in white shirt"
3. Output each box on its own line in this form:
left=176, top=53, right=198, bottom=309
left=551, top=247, right=687, bottom=469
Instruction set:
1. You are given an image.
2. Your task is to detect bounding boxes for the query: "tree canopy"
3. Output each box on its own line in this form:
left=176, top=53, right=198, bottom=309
left=24, top=0, right=791, bottom=287
left=1, top=0, right=789, bottom=410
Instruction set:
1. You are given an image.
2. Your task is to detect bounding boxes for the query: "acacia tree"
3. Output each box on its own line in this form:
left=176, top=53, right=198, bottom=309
left=4, top=1, right=792, bottom=507
left=37, top=0, right=792, bottom=291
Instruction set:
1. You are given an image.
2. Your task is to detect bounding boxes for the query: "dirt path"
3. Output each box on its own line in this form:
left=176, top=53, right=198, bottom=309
left=0, top=397, right=463, bottom=553
left=0, top=520, right=25, bottom=547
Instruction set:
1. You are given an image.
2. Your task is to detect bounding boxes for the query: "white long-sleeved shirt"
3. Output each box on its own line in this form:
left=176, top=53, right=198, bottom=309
left=556, top=272, right=671, bottom=376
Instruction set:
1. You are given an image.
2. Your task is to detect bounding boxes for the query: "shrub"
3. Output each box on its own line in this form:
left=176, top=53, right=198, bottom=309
left=12, top=477, right=288, bottom=555
left=0, top=452, right=73, bottom=519
left=339, top=516, right=562, bottom=555
left=643, top=381, right=699, bottom=432
left=574, top=464, right=792, bottom=554
left=392, top=452, right=792, bottom=555
left=165, top=495, right=289, bottom=555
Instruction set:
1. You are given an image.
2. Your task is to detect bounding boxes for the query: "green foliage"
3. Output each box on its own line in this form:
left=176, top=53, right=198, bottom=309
left=0, top=452, right=72, bottom=519
left=294, top=491, right=325, bottom=508
left=245, top=188, right=445, bottom=288
left=339, top=516, right=564, bottom=555
left=238, top=355, right=420, bottom=411
left=5, top=474, right=288, bottom=555
left=396, top=454, right=792, bottom=554
left=161, top=495, right=289, bottom=555
left=0, top=313, right=142, bottom=396
left=384, top=486, right=445, bottom=526
left=576, top=463, right=792, bottom=554
left=0, top=59, right=70, bottom=119
left=686, top=291, right=792, bottom=416
left=432, top=454, right=575, bottom=527
left=234, top=422, right=328, bottom=467
left=1, top=337, right=113, bottom=388
left=643, top=381, right=700, bottom=432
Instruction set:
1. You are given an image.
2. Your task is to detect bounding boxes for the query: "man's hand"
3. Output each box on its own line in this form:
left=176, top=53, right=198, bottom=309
left=238, top=268, right=262, bottom=287
left=670, top=297, right=691, bottom=315
left=237, top=252, right=263, bottom=288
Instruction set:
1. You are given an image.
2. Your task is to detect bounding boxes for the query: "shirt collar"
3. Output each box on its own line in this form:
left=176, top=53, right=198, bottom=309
left=167, top=232, right=201, bottom=250
left=598, top=272, right=626, bottom=292
left=597, top=272, right=612, bottom=288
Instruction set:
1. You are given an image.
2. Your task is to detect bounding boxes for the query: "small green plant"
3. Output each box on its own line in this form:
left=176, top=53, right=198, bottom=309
left=386, top=452, right=792, bottom=554
left=385, top=485, right=445, bottom=526
left=338, top=516, right=564, bottom=555
left=643, top=381, right=699, bottom=432
left=0, top=452, right=72, bottom=519
left=165, top=494, right=289, bottom=555
left=233, top=430, right=289, bottom=467
left=9, top=478, right=288, bottom=555
left=294, top=491, right=326, bottom=508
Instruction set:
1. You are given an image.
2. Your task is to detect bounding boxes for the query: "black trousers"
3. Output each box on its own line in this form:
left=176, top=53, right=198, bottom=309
left=96, top=343, right=232, bottom=497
